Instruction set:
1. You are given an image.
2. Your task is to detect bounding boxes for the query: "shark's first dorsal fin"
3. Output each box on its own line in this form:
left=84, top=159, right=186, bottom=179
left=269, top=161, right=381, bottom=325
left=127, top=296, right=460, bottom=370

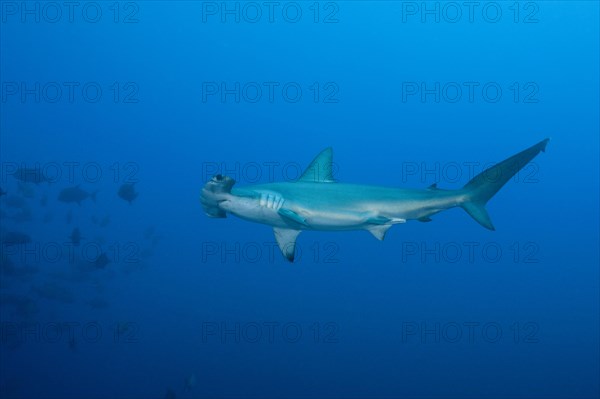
left=298, top=147, right=335, bottom=183
left=273, top=227, right=301, bottom=262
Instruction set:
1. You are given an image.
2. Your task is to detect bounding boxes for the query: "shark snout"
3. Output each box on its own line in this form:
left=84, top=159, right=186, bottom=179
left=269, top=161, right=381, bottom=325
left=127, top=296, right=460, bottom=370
left=201, top=175, right=236, bottom=218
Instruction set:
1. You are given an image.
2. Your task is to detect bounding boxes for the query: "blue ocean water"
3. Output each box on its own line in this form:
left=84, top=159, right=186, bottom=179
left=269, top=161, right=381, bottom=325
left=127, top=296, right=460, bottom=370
left=0, top=1, right=598, bottom=398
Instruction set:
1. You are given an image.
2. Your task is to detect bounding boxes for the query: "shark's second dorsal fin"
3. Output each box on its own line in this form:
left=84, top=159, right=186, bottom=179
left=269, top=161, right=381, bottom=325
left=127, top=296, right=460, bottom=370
left=298, top=147, right=335, bottom=183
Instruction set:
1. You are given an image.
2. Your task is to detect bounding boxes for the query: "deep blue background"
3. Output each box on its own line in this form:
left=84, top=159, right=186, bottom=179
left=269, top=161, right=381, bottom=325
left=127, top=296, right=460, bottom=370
left=1, top=1, right=598, bottom=398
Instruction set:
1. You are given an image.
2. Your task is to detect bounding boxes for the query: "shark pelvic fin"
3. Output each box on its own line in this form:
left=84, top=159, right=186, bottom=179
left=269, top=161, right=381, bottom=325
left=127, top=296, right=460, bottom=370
left=298, top=147, right=335, bottom=183
left=366, top=225, right=393, bottom=241
left=273, top=228, right=301, bottom=262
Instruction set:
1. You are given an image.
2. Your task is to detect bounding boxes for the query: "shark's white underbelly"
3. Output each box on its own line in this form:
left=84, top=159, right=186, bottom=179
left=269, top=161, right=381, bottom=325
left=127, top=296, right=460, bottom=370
left=222, top=190, right=413, bottom=231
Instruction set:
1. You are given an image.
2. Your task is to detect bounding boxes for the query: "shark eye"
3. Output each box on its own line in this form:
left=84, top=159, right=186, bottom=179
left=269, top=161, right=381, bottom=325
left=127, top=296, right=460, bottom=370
left=214, top=174, right=224, bottom=181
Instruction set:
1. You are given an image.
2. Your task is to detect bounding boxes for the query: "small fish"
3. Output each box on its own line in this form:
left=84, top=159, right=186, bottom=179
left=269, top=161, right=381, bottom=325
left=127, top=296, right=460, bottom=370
left=94, top=252, right=111, bottom=269
left=58, top=185, right=98, bottom=205
left=4, top=208, right=33, bottom=223
left=70, top=227, right=83, bottom=246
left=86, top=297, right=109, bottom=310
left=1, top=256, right=39, bottom=280
left=64, top=210, right=73, bottom=226
left=68, top=336, right=78, bottom=353
left=118, top=183, right=138, bottom=204
left=1, top=231, right=32, bottom=246
left=17, top=182, right=35, bottom=198
left=2, top=194, right=28, bottom=209
left=32, top=282, right=75, bottom=303
left=42, top=211, right=54, bottom=223
left=99, top=215, right=111, bottom=227
left=144, top=226, right=156, bottom=239
left=115, top=322, right=134, bottom=337
left=184, top=373, right=197, bottom=392
left=12, top=167, right=50, bottom=185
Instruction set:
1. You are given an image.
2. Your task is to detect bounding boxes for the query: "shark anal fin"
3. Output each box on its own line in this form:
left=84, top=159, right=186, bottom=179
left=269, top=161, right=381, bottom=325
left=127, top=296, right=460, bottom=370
left=278, top=208, right=308, bottom=227
left=273, top=228, right=301, bottom=262
left=367, top=225, right=392, bottom=241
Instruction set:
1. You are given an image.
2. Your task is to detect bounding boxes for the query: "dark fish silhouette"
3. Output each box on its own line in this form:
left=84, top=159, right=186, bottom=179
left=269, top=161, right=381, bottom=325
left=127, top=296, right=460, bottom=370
left=58, top=185, right=98, bottom=205
left=70, top=227, right=83, bottom=246
left=99, top=215, right=111, bottom=227
left=12, top=167, right=50, bottom=184
left=0, top=187, right=6, bottom=196
left=32, top=282, right=75, bottom=303
left=1, top=231, right=32, bottom=246
left=118, top=183, right=138, bottom=204
left=3, top=194, right=28, bottom=209
left=164, top=388, right=177, bottom=399
left=17, top=182, right=35, bottom=198
left=3, top=208, right=33, bottom=224
left=1, top=256, right=39, bottom=280
left=68, top=336, right=78, bottom=353
left=0, top=293, right=39, bottom=318
left=42, top=211, right=54, bottom=223
left=184, top=374, right=197, bottom=392
left=86, top=297, right=109, bottom=310
left=94, top=253, right=111, bottom=269
left=144, top=226, right=156, bottom=239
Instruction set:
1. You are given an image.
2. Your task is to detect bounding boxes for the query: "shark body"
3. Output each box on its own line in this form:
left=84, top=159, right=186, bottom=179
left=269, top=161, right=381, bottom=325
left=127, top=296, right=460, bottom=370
left=202, top=139, right=549, bottom=261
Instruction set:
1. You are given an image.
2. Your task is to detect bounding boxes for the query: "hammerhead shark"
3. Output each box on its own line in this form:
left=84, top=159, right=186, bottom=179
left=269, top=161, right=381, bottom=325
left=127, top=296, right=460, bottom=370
left=202, top=139, right=549, bottom=261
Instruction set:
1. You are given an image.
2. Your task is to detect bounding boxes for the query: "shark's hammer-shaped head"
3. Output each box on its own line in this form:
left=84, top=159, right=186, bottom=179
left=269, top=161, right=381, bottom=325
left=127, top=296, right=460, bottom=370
left=201, top=174, right=236, bottom=218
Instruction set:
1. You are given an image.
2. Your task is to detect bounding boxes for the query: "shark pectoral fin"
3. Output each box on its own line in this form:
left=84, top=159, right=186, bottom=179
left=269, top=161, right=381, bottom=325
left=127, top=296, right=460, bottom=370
left=366, top=225, right=393, bottom=241
left=273, top=228, right=301, bottom=262
left=278, top=208, right=308, bottom=227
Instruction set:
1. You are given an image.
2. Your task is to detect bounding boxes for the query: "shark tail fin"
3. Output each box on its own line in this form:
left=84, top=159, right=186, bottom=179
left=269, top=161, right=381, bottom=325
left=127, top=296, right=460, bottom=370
left=460, top=138, right=549, bottom=230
